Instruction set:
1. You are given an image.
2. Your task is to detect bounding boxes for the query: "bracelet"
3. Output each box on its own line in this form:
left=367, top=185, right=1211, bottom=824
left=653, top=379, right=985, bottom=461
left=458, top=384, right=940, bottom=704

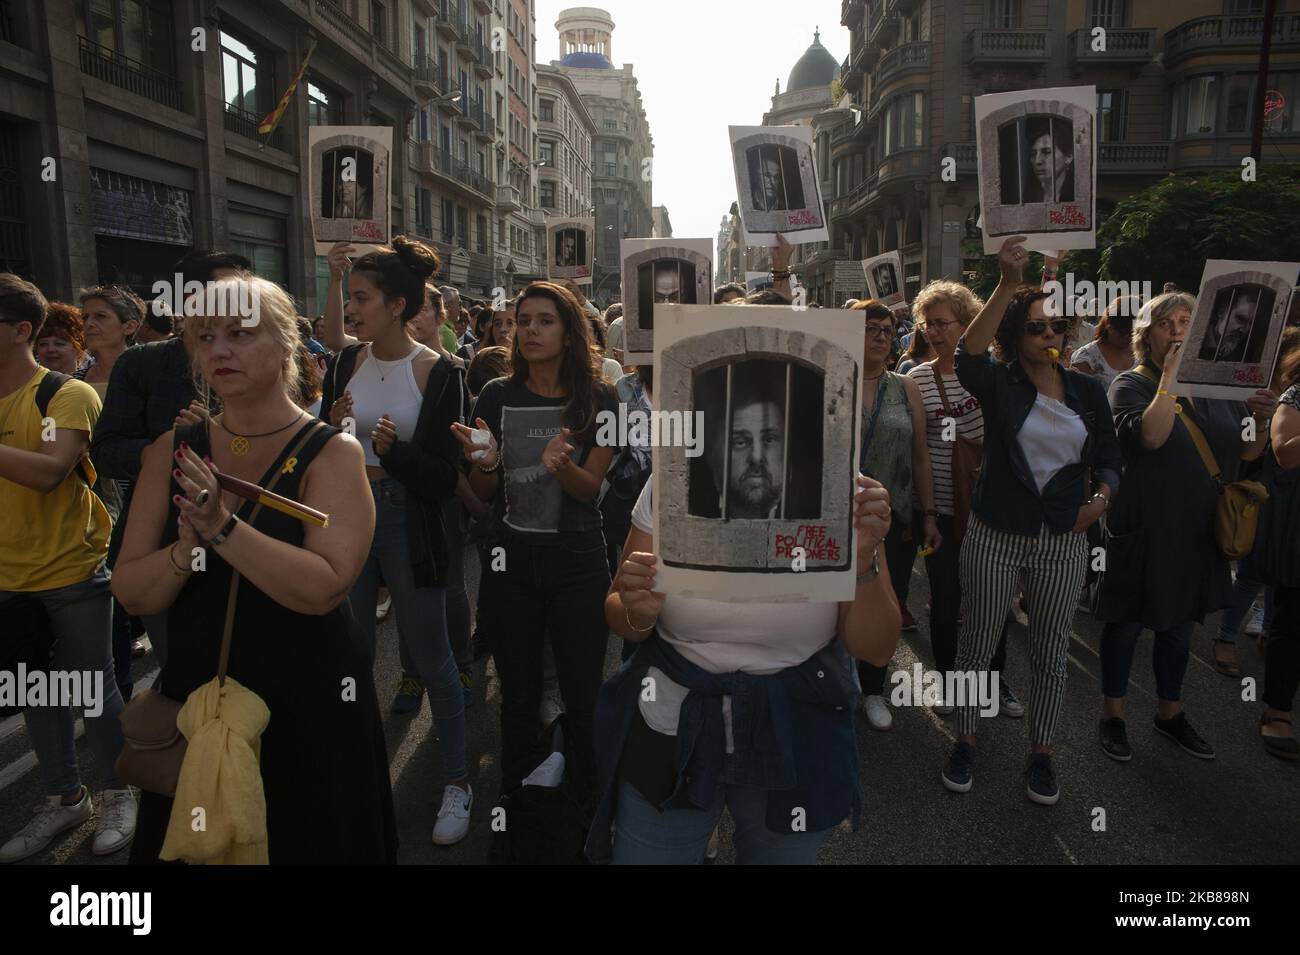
left=771, top=269, right=791, bottom=278
left=208, top=513, right=239, bottom=546
left=856, top=548, right=881, bottom=584
left=477, top=455, right=502, bottom=474
left=168, top=542, right=192, bottom=576
left=1090, top=491, right=1109, bottom=511
left=624, top=603, right=656, bottom=633
left=1156, top=389, right=1170, bottom=396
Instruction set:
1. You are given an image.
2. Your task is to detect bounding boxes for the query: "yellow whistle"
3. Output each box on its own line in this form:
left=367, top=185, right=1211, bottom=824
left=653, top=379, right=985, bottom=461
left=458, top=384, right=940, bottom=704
left=918, top=545, right=937, bottom=558
left=1046, top=347, right=1060, bottom=361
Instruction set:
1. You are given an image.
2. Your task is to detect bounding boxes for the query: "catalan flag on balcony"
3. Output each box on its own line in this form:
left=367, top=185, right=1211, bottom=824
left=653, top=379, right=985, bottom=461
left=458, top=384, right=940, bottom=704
left=258, top=39, right=317, bottom=136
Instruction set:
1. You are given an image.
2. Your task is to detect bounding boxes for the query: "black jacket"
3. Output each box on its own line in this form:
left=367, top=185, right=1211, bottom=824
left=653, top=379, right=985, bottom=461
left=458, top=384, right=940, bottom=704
left=321, top=343, right=468, bottom=588
left=954, top=336, right=1122, bottom=537
left=90, top=337, right=196, bottom=482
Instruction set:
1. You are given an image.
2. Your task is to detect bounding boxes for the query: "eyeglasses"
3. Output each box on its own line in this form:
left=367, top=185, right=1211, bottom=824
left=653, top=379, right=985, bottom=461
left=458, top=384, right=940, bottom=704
left=1024, top=319, right=1071, bottom=336
left=864, top=325, right=893, bottom=340
left=924, top=318, right=960, bottom=331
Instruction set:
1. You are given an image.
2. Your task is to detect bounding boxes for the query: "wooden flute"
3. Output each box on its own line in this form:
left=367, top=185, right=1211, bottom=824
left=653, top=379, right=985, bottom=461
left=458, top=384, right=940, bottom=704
left=215, top=472, right=330, bottom=527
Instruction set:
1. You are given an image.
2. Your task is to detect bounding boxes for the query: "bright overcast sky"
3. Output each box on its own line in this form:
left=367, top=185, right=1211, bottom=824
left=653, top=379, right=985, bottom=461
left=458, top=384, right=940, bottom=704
left=534, top=0, right=844, bottom=244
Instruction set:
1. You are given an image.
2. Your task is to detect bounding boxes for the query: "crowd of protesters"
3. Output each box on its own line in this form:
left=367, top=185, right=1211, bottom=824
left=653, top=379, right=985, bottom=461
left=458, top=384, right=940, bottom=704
left=1, top=228, right=1298, bottom=868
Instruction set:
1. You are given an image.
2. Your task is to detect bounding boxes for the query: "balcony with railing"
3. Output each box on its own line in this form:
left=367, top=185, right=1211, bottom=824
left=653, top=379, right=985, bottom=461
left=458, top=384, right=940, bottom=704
left=875, top=41, right=929, bottom=88
left=941, top=141, right=977, bottom=175
left=473, top=35, right=493, bottom=75
left=970, top=29, right=1049, bottom=65
left=1164, top=13, right=1300, bottom=64
left=1099, top=141, right=1172, bottom=173
left=830, top=173, right=877, bottom=221
left=842, top=0, right=863, bottom=28
left=471, top=102, right=493, bottom=140
left=315, top=0, right=371, bottom=51
left=876, top=146, right=927, bottom=192
left=415, top=54, right=443, bottom=93
left=867, top=0, right=899, bottom=46
left=78, top=36, right=182, bottom=110
left=851, top=35, right=880, bottom=74
left=435, top=0, right=464, bottom=38
left=1, top=0, right=17, bottom=45
left=455, top=16, right=475, bottom=54
left=1067, top=27, right=1155, bottom=69
left=496, top=184, right=522, bottom=212
left=224, top=104, right=288, bottom=152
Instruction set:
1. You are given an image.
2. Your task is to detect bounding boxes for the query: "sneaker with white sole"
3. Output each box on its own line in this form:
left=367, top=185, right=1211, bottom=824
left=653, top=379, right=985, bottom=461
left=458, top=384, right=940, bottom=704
left=92, top=788, right=137, bottom=856
left=1, top=788, right=93, bottom=864
left=862, top=694, right=893, bottom=731
left=432, top=784, right=473, bottom=846
left=1245, top=600, right=1265, bottom=637
left=998, top=679, right=1025, bottom=719
left=375, top=595, right=393, bottom=622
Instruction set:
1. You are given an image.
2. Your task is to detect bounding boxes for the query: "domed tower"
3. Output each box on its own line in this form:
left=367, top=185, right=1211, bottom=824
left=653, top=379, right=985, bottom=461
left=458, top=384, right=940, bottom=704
left=556, top=7, right=616, bottom=69
left=763, top=29, right=840, bottom=127
left=788, top=29, right=840, bottom=93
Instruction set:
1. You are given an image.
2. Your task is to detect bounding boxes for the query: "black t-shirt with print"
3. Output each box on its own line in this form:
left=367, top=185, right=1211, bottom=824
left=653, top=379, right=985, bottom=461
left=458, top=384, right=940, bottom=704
left=469, top=377, right=618, bottom=542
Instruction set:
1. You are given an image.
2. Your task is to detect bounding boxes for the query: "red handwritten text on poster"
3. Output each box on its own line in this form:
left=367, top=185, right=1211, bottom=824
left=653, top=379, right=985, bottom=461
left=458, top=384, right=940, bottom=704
left=774, top=524, right=842, bottom=562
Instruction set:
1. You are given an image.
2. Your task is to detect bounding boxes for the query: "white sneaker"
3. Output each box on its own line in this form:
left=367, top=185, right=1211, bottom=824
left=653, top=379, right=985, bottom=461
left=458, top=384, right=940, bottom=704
left=704, top=827, right=719, bottom=862
left=863, top=694, right=894, bottom=731
left=1245, top=600, right=1265, bottom=637
left=375, top=595, right=393, bottom=622
left=432, top=784, right=472, bottom=846
left=1, top=788, right=93, bottom=863
left=92, top=788, right=137, bottom=856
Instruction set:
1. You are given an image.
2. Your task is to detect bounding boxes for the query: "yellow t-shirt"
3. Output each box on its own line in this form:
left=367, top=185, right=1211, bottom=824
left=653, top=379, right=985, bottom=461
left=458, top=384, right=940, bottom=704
left=0, top=367, right=111, bottom=591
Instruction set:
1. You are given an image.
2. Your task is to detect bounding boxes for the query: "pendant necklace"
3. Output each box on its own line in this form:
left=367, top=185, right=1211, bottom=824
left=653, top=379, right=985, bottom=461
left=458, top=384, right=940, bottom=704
left=219, top=411, right=305, bottom=456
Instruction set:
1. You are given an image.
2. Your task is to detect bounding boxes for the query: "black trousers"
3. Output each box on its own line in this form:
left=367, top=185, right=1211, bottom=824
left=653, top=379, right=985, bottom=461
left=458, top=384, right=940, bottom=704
left=1266, top=585, right=1300, bottom=712
left=485, top=532, right=611, bottom=792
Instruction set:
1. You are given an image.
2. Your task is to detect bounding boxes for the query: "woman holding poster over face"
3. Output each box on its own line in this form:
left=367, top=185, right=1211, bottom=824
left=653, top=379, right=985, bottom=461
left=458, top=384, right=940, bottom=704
left=451, top=282, right=617, bottom=797
left=943, top=236, right=1122, bottom=807
left=1094, top=292, right=1275, bottom=765
left=586, top=464, right=900, bottom=864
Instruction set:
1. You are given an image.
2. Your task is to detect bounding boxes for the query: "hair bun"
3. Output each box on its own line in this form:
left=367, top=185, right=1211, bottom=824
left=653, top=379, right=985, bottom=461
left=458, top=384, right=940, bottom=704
left=392, top=235, right=440, bottom=281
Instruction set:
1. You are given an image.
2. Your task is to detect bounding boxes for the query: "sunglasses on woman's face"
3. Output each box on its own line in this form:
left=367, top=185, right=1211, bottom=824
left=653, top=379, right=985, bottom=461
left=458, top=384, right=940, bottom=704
left=1024, top=319, right=1070, bottom=336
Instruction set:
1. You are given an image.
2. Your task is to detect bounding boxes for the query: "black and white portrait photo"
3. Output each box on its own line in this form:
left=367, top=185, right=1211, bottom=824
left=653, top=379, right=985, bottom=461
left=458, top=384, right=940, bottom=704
left=309, top=126, right=392, bottom=255
left=546, top=218, right=594, bottom=284
left=1174, top=260, right=1300, bottom=400
left=974, top=86, right=1095, bottom=254
left=862, top=252, right=905, bottom=307
left=729, top=125, right=829, bottom=247
left=652, top=304, right=865, bottom=602
left=620, top=238, right=713, bottom=365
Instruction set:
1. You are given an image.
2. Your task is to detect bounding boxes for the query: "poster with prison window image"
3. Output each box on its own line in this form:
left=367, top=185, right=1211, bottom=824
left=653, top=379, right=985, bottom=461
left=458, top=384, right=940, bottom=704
left=547, top=218, right=594, bottom=285
left=1172, top=260, right=1300, bottom=400
left=621, top=238, right=713, bottom=365
left=729, top=125, right=829, bottom=248
left=862, top=251, right=905, bottom=307
left=652, top=304, right=864, bottom=602
left=309, top=126, right=391, bottom=256
left=974, top=86, right=1096, bottom=254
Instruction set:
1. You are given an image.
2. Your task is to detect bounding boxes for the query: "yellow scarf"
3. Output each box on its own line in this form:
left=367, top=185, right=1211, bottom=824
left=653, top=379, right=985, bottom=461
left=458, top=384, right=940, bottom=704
left=160, top=676, right=270, bottom=865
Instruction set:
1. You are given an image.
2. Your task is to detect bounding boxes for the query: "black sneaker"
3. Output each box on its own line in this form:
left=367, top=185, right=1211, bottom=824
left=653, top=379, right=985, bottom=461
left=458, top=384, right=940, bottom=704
left=998, top=679, right=1025, bottom=718
left=1024, top=752, right=1059, bottom=806
left=1099, top=717, right=1132, bottom=762
left=941, top=741, right=976, bottom=793
left=1154, top=712, right=1215, bottom=760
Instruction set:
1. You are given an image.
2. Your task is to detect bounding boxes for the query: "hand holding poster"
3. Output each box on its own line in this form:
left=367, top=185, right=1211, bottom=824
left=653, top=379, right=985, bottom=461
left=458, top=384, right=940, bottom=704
left=1171, top=260, right=1300, bottom=400
left=729, top=125, right=829, bottom=248
left=974, top=86, right=1096, bottom=255
left=621, top=238, right=714, bottom=365
left=652, top=304, right=864, bottom=602
left=309, top=126, right=391, bottom=256
left=547, top=218, right=595, bottom=284
left=862, top=251, right=905, bottom=307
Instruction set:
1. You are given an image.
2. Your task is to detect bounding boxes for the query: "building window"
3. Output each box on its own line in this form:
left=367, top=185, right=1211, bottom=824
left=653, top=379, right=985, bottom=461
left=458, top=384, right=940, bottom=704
left=1096, top=90, right=1127, bottom=141
left=228, top=206, right=287, bottom=288
left=456, top=204, right=468, bottom=247
left=986, top=0, right=1020, bottom=28
left=1087, top=0, right=1127, bottom=28
left=221, top=30, right=271, bottom=117
left=540, top=180, right=555, bottom=208
left=371, top=1, right=387, bottom=48
left=1266, top=72, right=1299, bottom=134
left=307, top=81, right=343, bottom=126
left=884, top=92, right=923, bottom=155
left=81, top=0, right=176, bottom=73
left=539, top=99, right=554, bottom=122
left=477, top=213, right=488, bottom=253
left=539, top=140, right=554, bottom=164
left=1184, top=75, right=1218, bottom=135
left=1225, top=74, right=1252, bottom=133
left=1227, top=0, right=1264, bottom=13
left=414, top=186, right=433, bottom=235
left=441, top=198, right=455, bottom=241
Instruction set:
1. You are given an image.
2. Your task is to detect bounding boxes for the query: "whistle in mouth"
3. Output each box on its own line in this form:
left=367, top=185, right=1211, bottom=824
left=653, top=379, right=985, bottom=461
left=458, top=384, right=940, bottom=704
left=1046, top=347, right=1060, bottom=361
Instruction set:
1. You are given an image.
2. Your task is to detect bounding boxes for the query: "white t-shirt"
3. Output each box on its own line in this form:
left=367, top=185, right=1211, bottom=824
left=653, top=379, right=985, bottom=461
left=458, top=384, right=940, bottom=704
left=1070, top=339, right=1125, bottom=390
left=629, top=482, right=840, bottom=744
left=1016, top=392, right=1088, bottom=493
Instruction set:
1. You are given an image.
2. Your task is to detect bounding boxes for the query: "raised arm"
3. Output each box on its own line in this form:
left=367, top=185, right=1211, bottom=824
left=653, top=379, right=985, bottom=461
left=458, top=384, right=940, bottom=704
left=963, top=235, right=1027, bottom=357
left=321, top=242, right=359, bottom=353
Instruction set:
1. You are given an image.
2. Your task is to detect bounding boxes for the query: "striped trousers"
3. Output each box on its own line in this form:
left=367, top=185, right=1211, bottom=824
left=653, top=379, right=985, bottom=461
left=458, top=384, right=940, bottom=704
left=956, top=514, right=1088, bottom=744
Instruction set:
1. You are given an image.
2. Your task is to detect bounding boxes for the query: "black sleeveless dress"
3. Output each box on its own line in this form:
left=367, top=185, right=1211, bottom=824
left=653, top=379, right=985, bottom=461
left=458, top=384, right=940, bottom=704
left=130, top=419, right=398, bottom=864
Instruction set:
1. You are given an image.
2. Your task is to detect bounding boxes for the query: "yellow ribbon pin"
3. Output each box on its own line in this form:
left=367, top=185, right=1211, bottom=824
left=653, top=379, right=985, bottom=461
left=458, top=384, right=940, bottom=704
left=281, top=456, right=298, bottom=475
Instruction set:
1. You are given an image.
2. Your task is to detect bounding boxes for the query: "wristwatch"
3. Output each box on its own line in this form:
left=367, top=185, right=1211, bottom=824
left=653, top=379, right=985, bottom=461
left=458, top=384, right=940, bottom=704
left=208, top=513, right=239, bottom=546
left=856, top=548, right=881, bottom=585
left=1089, top=491, right=1110, bottom=512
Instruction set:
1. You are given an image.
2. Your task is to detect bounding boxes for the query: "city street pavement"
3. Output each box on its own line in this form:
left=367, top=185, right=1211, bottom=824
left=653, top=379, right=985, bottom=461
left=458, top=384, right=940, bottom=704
left=2, top=548, right=1297, bottom=866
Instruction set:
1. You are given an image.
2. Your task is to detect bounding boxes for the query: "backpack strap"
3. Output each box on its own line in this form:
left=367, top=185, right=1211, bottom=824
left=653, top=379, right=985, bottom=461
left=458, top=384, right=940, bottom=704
left=34, top=370, right=93, bottom=486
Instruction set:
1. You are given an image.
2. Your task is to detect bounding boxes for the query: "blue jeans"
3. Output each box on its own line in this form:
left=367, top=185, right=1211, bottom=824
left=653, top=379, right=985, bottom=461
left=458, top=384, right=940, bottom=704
left=611, top=780, right=832, bottom=864
left=350, top=479, right=466, bottom=781
left=1217, top=553, right=1275, bottom=643
left=4, top=568, right=125, bottom=797
left=1100, top=620, right=1195, bottom=702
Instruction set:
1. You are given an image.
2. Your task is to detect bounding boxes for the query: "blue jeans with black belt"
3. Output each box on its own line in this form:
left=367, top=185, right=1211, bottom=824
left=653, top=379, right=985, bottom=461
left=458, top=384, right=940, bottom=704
left=350, top=479, right=466, bottom=781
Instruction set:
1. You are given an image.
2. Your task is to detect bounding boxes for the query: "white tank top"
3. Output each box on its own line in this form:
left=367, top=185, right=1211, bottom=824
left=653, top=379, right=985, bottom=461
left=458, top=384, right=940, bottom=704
left=348, top=343, right=426, bottom=468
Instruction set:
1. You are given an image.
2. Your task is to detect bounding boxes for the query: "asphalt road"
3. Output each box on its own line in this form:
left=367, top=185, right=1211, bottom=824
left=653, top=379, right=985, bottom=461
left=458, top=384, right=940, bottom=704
left=2, top=548, right=1297, bottom=866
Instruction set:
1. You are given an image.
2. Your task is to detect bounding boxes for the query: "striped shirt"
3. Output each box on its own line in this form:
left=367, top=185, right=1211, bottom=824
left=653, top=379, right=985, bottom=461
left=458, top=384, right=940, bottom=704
left=907, top=360, right=984, bottom=516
